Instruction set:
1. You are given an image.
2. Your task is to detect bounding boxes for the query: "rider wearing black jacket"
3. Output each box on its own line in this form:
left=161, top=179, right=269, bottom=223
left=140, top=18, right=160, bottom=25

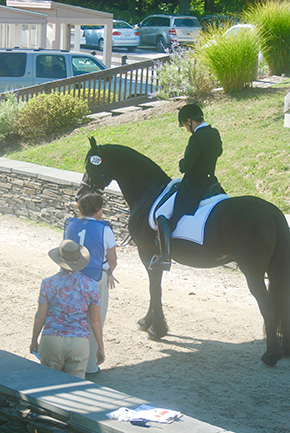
left=151, top=104, right=225, bottom=272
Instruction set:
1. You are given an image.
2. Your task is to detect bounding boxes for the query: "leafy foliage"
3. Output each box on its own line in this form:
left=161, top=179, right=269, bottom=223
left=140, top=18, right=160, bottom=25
left=52, top=0, right=255, bottom=23
left=15, top=93, right=89, bottom=142
left=66, top=88, right=118, bottom=107
left=154, top=43, right=215, bottom=99
left=0, top=93, right=24, bottom=138
left=245, top=0, right=290, bottom=75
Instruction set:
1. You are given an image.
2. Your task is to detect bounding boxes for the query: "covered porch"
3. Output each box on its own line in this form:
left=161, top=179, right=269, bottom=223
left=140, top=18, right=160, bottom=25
left=3, top=1, right=113, bottom=67
left=0, top=5, right=47, bottom=49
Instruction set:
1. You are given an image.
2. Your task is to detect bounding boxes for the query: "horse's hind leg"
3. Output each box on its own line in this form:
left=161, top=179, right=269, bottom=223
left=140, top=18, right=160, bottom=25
left=244, top=270, right=282, bottom=366
left=279, top=299, right=290, bottom=357
left=146, top=268, right=169, bottom=340
left=267, top=274, right=290, bottom=358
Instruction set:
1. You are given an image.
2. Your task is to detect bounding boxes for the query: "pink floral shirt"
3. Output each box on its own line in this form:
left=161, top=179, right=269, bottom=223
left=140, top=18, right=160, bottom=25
left=39, top=270, right=100, bottom=339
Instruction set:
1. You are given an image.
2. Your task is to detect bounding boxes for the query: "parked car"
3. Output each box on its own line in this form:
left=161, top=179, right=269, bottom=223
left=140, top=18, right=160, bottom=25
left=202, top=24, right=265, bottom=77
left=200, top=15, right=240, bottom=30
left=0, top=48, right=107, bottom=92
left=0, top=48, right=154, bottom=100
left=83, top=19, right=140, bottom=52
left=134, top=14, right=202, bottom=52
left=223, top=24, right=264, bottom=66
left=203, top=24, right=255, bottom=47
left=70, top=27, right=86, bottom=48
left=223, top=23, right=253, bottom=38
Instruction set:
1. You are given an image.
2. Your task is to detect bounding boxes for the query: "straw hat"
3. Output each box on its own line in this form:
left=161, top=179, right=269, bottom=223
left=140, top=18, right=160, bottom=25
left=48, top=239, right=90, bottom=272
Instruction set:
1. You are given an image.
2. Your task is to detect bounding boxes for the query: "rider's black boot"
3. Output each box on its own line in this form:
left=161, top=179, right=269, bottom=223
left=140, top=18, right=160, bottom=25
left=149, top=215, right=171, bottom=271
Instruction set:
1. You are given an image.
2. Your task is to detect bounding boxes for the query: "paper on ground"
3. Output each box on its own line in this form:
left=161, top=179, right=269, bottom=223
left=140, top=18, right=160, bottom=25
left=107, top=404, right=182, bottom=423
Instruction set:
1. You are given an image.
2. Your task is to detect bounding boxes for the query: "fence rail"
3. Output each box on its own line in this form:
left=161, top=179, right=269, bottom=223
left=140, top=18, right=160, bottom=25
left=0, top=56, right=170, bottom=113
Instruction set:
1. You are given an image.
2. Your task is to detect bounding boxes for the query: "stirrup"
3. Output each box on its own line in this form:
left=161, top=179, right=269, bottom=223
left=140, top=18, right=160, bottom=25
left=148, top=254, right=159, bottom=271
left=148, top=254, right=171, bottom=272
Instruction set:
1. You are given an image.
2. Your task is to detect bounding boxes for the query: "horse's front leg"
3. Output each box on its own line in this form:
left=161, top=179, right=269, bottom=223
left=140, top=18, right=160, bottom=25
left=137, top=249, right=168, bottom=339
left=245, top=271, right=282, bottom=366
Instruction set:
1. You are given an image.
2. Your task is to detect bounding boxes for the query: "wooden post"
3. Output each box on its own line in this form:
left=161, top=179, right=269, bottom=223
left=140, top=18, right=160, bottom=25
left=284, top=91, right=290, bottom=127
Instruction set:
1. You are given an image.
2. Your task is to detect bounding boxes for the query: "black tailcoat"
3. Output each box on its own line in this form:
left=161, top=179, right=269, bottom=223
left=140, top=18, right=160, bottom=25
left=170, top=125, right=224, bottom=230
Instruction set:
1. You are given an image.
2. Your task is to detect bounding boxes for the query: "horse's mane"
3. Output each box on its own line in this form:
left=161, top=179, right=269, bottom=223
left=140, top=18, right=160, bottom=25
left=88, top=143, right=171, bottom=184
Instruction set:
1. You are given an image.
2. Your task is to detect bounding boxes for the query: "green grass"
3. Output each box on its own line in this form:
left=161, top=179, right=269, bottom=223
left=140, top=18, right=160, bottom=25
left=4, top=80, right=290, bottom=214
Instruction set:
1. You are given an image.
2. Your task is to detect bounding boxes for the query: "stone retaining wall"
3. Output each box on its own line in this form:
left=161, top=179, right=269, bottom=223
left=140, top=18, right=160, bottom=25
left=0, top=158, right=130, bottom=243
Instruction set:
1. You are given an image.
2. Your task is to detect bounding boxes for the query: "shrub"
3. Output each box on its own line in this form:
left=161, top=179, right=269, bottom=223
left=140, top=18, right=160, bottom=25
left=197, top=25, right=261, bottom=93
left=67, top=88, right=117, bottom=106
left=15, top=93, right=89, bottom=142
left=0, top=93, right=24, bottom=138
left=245, top=0, right=290, bottom=75
left=153, top=44, right=215, bottom=99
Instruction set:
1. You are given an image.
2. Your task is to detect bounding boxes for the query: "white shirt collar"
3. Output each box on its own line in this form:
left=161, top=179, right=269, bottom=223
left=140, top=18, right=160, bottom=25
left=194, top=122, right=208, bottom=132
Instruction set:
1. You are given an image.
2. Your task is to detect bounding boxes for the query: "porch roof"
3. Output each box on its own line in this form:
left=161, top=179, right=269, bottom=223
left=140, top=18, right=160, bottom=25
left=6, top=1, right=113, bottom=25
left=5, top=1, right=113, bottom=66
left=0, top=5, right=47, bottom=24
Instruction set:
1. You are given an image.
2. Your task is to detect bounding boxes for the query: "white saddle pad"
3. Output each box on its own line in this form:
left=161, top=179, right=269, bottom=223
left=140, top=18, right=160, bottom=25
left=148, top=179, right=230, bottom=245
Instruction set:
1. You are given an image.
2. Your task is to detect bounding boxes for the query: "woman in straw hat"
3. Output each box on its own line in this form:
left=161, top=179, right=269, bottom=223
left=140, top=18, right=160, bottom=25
left=30, top=239, right=105, bottom=379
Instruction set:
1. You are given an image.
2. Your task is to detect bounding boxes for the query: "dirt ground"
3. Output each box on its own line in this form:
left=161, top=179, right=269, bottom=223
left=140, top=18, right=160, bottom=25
left=1, top=214, right=290, bottom=433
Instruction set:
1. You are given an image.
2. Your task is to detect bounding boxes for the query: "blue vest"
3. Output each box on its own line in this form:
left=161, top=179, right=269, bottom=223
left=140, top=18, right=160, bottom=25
left=64, top=217, right=108, bottom=282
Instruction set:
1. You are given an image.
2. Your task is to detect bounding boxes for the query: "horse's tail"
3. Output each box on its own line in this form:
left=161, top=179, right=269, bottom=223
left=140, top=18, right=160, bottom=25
left=267, top=208, right=290, bottom=355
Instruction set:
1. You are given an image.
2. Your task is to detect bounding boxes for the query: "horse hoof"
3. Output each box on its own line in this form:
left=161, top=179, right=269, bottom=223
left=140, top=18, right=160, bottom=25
left=258, top=361, right=272, bottom=368
left=261, top=348, right=283, bottom=366
left=137, top=318, right=150, bottom=332
left=147, top=325, right=160, bottom=341
left=282, top=346, right=290, bottom=357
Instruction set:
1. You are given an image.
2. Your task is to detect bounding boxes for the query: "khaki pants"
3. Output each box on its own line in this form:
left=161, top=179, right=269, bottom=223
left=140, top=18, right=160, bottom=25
left=86, top=270, right=109, bottom=373
left=39, top=335, right=90, bottom=379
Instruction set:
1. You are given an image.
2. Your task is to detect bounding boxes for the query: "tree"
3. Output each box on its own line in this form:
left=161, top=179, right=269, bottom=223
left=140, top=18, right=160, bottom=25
left=204, top=0, right=215, bottom=13
left=179, top=0, right=190, bottom=14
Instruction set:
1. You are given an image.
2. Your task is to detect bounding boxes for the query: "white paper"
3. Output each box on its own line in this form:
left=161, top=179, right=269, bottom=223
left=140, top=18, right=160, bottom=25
left=107, top=404, right=182, bottom=423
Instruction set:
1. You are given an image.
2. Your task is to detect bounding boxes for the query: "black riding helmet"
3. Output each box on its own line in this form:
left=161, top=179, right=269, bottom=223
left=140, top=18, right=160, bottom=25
left=178, top=104, right=204, bottom=127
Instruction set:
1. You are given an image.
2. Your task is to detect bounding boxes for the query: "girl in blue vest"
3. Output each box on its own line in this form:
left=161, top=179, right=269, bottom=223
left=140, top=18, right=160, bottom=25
left=64, top=193, right=117, bottom=375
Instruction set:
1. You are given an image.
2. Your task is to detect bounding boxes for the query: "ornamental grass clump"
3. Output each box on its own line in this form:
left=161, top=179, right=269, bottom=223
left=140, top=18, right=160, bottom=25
left=198, top=25, right=260, bottom=93
left=16, top=93, right=89, bottom=142
left=245, top=0, right=290, bottom=75
left=154, top=44, right=215, bottom=99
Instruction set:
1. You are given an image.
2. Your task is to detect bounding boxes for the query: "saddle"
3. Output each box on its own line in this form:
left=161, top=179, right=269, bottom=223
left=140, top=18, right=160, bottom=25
left=149, top=179, right=229, bottom=245
left=153, top=179, right=180, bottom=220
left=153, top=178, right=224, bottom=222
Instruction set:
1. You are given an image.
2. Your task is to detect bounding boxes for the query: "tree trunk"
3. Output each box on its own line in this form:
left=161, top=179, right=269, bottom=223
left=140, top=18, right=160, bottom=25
left=179, top=0, right=190, bottom=15
left=204, top=0, right=215, bottom=13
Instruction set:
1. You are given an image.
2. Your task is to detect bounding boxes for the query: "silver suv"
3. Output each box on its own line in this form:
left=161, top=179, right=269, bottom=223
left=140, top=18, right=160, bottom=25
left=135, top=14, right=202, bottom=52
left=0, top=48, right=106, bottom=93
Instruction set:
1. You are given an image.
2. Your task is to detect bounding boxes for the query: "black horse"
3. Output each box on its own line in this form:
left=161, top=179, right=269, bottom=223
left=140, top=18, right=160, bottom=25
left=77, top=139, right=290, bottom=367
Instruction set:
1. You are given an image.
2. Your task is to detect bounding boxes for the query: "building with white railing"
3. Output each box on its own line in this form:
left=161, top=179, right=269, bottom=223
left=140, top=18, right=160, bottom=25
left=0, top=1, right=113, bottom=67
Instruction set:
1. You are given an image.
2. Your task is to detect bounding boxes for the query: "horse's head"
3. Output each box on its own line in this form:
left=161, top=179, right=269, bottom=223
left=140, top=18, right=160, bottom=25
left=76, top=137, right=114, bottom=200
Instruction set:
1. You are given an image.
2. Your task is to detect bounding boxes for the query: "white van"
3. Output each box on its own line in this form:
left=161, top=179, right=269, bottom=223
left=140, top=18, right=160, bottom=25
left=0, top=48, right=106, bottom=93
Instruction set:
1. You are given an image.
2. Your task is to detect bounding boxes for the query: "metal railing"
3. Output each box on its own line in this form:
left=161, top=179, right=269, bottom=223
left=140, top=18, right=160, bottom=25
left=0, top=56, right=170, bottom=113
